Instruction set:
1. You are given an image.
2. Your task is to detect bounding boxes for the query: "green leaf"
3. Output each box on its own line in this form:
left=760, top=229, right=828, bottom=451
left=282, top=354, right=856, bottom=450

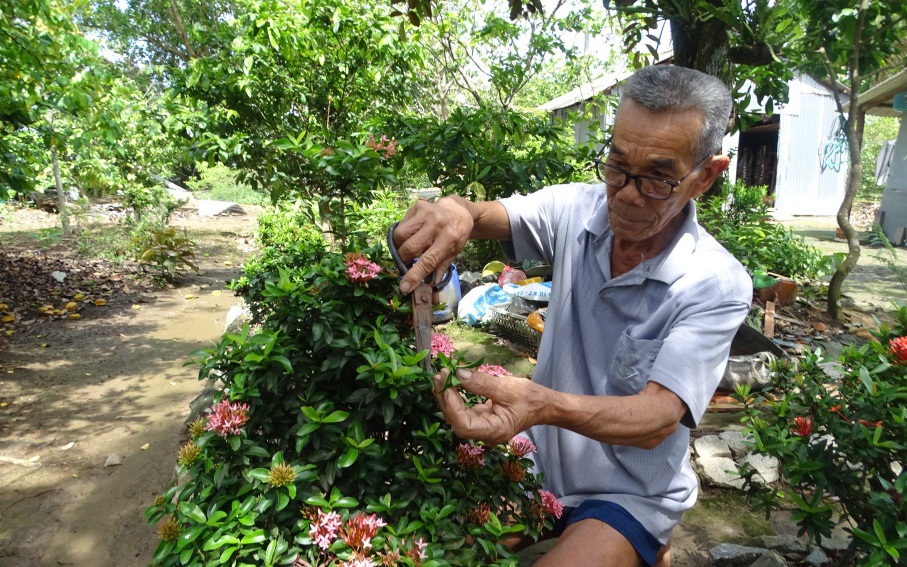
left=241, top=530, right=266, bottom=545
left=182, top=503, right=206, bottom=524
left=219, top=545, right=238, bottom=563
left=276, top=492, right=290, bottom=511
left=322, top=410, right=349, bottom=423
left=859, top=366, right=874, bottom=393
left=338, top=447, right=359, bottom=468
left=228, top=435, right=241, bottom=451
left=177, top=524, right=206, bottom=549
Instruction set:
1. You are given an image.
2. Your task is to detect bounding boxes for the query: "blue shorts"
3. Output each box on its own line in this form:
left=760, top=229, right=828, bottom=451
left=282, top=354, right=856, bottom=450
left=551, top=500, right=663, bottom=567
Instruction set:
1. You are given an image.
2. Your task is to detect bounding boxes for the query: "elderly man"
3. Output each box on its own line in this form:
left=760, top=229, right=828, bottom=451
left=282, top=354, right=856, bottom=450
left=393, top=65, right=752, bottom=567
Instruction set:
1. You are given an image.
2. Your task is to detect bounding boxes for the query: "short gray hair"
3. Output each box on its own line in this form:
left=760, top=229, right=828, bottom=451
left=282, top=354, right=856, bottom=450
left=620, top=65, right=732, bottom=160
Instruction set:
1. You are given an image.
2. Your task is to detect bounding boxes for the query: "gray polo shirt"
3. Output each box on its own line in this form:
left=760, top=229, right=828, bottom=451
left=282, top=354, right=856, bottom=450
left=499, top=183, right=752, bottom=543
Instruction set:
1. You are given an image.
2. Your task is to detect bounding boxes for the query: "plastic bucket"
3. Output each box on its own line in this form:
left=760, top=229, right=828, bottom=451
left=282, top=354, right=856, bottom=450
left=433, top=265, right=461, bottom=323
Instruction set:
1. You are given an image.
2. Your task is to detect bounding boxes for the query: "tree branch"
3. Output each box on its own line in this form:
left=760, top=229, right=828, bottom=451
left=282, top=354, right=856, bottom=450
left=167, top=0, right=197, bottom=59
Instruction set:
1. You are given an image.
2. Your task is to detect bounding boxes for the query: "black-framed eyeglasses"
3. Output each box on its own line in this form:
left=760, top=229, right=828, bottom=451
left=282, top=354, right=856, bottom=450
left=593, top=151, right=712, bottom=200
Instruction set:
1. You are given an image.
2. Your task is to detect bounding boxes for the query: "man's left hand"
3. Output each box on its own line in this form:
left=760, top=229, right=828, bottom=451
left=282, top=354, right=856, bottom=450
left=433, top=368, right=545, bottom=445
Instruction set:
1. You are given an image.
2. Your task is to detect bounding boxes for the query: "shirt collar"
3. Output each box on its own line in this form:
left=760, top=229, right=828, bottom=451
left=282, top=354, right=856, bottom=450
left=585, top=191, right=700, bottom=285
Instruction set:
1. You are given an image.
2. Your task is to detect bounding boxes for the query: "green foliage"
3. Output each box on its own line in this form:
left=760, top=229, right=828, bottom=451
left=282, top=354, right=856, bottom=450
left=186, top=162, right=264, bottom=205
left=603, top=0, right=795, bottom=131
left=859, top=116, right=901, bottom=203
left=734, top=311, right=907, bottom=564
left=347, top=187, right=412, bottom=247
left=270, top=136, right=400, bottom=243
left=148, top=244, right=557, bottom=565
left=136, top=228, right=199, bottom=281
left=698, top=181, right=831, bottom=280
left=400, top=104, right=590, bottom=203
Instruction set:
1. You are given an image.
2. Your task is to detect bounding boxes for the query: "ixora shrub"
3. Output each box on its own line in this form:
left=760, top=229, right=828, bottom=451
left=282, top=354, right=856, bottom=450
left=698, top=181, right=834, bottom=280
left=146, top=244, right=560, bottom=566
left=734, top=307, right=907, bottom=565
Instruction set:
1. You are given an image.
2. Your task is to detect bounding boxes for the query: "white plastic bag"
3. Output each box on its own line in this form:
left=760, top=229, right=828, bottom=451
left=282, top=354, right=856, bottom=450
left=457, top=283, right=510, bottom=326
left=502, top=282, right=551, bottom=303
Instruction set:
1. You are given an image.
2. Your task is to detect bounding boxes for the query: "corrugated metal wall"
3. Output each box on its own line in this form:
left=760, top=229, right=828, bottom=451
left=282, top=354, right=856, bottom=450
left=773, top=75, right=848, bottom=216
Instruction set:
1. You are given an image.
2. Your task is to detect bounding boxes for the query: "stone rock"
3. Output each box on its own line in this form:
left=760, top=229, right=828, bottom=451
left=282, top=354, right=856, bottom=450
left=694, top=435, right=732, bottom=459
left=804, top=547, right=829, bottom=566
left=751, top=550, right=789, bottom=567
left=700, top=456, right=744, bottom=489
left=719, top=430, right=752, bottom=458
left=744, top=453, right=779, bottom=484
left=104, top=453, right=123, bottom=467
left=224, top=304, right=251, bottom=334
left=755, top=535, right=807, bottom=554
left=892, top=461, right=903, bottom=476
left=819, top=535, right=850, bottom=552
left=708, top=543, right=767, bottom=566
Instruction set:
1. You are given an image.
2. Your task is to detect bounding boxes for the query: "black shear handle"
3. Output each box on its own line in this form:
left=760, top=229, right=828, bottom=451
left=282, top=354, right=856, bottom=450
left=387, top=222, right=454, bottom=291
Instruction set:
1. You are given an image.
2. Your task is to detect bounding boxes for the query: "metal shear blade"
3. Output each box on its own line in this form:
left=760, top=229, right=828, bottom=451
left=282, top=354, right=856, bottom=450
left=386, top=222, right=454, bottom=372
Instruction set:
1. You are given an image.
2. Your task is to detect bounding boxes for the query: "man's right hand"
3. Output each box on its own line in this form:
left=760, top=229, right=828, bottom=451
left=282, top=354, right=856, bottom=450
left=393, top=196, right=475, bottom=294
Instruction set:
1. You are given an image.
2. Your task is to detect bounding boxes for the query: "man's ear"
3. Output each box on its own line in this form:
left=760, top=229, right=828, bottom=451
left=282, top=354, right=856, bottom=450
left=691, top=155, right=730, bottom=199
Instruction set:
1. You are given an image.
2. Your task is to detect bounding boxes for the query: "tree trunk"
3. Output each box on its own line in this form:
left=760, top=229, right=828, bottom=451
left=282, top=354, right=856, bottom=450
left=826, top=0, right=869, bottom=321
left=51, top=142, right=71, bottom=237
left=670, top=2, right=732, bottom=201
left=827, top=109, right=864, bottom=321
left=318, top=198, right=337, bottom=250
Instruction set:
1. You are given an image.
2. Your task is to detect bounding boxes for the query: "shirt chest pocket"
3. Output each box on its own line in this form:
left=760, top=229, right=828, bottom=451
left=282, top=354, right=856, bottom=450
left=607, top=331, right=664, bottom=396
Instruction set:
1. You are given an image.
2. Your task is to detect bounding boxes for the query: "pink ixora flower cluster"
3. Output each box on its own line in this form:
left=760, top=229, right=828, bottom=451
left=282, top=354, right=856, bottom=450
left=309, top=509, right=343, bottom=550
left=345, top=254, right=382, bottom=284
left=539, top=489, right=564, bottom=519
left=478, top=364, right=511, bottom=378
left=430, top=333, right=455, bottom=357
left=507, top=435, right=537, bottom=458
left=204, top=399, right=250, bottom=437
left=455, top=442, right=486, bottom=470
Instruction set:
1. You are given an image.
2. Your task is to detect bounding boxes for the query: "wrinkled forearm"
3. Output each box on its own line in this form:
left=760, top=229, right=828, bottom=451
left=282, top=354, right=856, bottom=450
left=535, top=382, right=687, bottom=449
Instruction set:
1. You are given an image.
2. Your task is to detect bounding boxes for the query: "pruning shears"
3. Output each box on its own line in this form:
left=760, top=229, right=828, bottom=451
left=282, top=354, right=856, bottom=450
left=387, top=221, right=453, bottom=372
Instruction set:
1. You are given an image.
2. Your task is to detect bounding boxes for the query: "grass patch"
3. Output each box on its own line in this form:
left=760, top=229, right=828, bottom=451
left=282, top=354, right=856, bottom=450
left=682, top=491, right=774, bottom=543
left=442, top=321, right=537, bottom=378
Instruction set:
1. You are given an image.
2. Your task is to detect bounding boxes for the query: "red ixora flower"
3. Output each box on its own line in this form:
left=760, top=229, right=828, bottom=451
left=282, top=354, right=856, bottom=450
left=478, top=364, right=511, bottom=378
left=204, top=399, right=250, bottom=437
left=539, top=490, right=564, bottom=519
left=341, top=513, right=387, bottom=552
left=890, top=336, right=907, bottom=362
left=792, top=416, right=813, bottom=437
left=507, top=435, right=537, bottom=458
left=467, top=502, right=491, bottom=525
left=345, top=254, right=382, bottom=284
left=430, top=333, right=455, bottom=357
left=501, top=460, right=527, bottom=483
left=366, top=134, right=397, bottom=159
left=455, top=442, right=486, bottom=470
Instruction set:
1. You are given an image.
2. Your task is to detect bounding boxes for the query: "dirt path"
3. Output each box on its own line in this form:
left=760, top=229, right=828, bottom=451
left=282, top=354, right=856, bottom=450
left=0, top=210, right=255, bottom=566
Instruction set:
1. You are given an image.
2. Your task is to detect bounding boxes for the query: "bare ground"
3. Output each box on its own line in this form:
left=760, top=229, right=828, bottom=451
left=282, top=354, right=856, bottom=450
left=0, top=206, right=256, bottom=566
left=0, top=204, right=903, bottom=566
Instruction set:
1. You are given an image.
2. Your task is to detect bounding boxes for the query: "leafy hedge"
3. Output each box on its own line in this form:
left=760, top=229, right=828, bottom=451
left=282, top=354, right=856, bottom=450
left=698, top=181, right=834, bottom=280
left=147, top=241, right=558, bottom=566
